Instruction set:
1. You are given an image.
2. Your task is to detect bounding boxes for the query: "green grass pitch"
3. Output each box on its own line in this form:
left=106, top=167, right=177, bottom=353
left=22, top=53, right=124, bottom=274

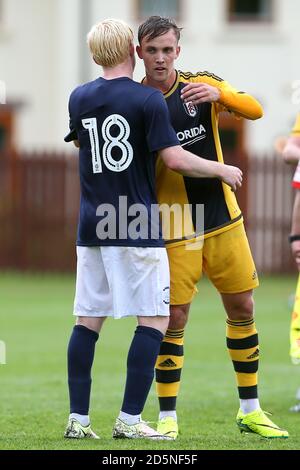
left=1, top=272, right=300, bottom=450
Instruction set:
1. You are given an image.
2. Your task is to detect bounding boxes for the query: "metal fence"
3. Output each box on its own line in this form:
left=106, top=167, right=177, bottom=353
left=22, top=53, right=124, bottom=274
left=0, top=151, right=296, bottom=273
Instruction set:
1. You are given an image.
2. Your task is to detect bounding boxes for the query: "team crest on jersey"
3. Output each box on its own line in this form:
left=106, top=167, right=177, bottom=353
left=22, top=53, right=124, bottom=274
left=183, top=101, right=198, bottom=117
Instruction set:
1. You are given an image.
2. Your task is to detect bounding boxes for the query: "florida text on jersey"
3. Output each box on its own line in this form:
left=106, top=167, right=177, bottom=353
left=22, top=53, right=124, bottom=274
left=153, top=70, right=263, bottom=245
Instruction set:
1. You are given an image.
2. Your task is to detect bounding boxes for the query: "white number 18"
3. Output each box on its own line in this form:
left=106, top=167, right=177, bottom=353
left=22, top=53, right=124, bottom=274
left=82, top=114, right=133, bottom=174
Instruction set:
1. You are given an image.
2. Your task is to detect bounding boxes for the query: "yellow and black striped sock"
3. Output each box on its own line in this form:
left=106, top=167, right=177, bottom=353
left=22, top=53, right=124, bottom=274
left=226, top=318, right=259, bottom=399
left=155, top=329, right=184, bottom=411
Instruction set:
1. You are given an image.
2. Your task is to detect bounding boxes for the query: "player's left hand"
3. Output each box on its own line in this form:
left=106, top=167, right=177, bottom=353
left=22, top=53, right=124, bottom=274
left=181, top=83, right=221, bottom=105
left=218, top=164, right=243, bottom=192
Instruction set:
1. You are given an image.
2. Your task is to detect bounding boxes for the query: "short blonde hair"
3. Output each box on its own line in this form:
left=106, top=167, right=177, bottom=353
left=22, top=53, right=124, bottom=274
left=87, top=19, right=133, bottom=67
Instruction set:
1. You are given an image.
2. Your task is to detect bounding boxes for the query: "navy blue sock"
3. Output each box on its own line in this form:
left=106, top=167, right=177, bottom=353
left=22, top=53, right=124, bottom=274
left=67, top=325, right=99, bottom=415
left=121, top=325, right=164, bottom=415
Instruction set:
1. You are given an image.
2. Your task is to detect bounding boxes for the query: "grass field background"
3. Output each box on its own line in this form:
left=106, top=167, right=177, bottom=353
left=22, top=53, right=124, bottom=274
left=1, top=272, right=300, bottom=450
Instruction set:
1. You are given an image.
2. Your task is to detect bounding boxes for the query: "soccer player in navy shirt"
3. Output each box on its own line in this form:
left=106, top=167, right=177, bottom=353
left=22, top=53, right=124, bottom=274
left=64, top=18, right=242, bottom=440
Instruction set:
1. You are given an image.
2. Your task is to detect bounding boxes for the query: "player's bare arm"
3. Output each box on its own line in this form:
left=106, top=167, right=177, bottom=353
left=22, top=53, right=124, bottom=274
left=159, top=145, right=243, bottom=191
left=282, top=136, right=300, bottom=164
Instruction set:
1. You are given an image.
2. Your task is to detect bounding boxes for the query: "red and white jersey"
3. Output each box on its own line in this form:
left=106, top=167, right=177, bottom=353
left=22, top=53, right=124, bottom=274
left=293, top=162, right=300, bottom=189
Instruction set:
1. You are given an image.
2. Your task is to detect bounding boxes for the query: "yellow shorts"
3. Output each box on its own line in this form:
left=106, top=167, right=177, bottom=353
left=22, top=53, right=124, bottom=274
left=166, top=223, right=259, bottom=305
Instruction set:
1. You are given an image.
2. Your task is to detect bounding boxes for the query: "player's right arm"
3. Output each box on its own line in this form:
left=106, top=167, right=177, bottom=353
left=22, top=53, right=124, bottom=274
left=159, top=146, right=243, bottom=192
left=290, top=190, right=300, bottom=270
left=289, top=121, right=300, bottom=269
left=64, top=89, right=81, bottom=147
left=180, top=74, right=263, bottom=120
left=282, top=136, right=300, bottom=164
left=282, top=114, right=300, bottom=164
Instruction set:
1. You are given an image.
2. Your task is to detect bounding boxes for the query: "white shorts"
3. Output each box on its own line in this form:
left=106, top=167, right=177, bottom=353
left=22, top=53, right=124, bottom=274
left=74, top=246, right=170, bottom=319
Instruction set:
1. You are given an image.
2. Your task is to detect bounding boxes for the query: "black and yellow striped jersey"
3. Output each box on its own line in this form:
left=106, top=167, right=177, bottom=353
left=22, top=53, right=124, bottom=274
left=155, top=70, right=263, bottom=245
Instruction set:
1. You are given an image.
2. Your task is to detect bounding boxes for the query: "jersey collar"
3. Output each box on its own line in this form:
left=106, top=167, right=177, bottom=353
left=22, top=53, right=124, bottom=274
left=163, top=70, right=180, bottom=98
left=141, top=70, right=180, bottom=98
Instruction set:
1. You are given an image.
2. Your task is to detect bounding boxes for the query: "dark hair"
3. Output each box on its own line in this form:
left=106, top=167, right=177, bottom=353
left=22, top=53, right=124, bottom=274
left=138, top=16, right=182, bottom=44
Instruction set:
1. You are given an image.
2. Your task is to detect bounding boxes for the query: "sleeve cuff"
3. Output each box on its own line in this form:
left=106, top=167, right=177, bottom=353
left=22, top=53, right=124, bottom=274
left=64, top=129, right=78, bottom=142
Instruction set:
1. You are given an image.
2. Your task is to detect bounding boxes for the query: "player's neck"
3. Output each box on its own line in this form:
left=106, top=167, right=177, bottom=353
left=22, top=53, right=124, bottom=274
left=102, top=62, right=133, bottom=80
left=144, top=69, right=177, bottom=94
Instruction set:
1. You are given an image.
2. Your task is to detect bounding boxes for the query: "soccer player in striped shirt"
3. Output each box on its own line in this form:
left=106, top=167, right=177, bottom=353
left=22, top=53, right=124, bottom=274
left=137, top=15, right=288, bottom=439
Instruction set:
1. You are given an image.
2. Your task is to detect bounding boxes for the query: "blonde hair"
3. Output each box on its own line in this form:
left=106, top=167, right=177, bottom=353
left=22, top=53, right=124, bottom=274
left=87, top=19, right=133, bottom=67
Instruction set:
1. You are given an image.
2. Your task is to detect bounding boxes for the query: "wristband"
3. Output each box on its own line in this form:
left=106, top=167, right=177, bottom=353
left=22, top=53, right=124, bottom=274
left=289, top=234, right=300, bottom=243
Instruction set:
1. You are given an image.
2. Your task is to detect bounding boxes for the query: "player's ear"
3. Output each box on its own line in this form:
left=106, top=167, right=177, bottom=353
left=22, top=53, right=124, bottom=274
left=175, top=45, right=181, bottom=59
left=136, top=45, right=143, bottom=59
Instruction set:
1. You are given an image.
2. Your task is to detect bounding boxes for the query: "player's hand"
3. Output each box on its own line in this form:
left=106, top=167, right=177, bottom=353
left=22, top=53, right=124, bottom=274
left=218, top=164, right=243, bottom=191
left=274, top=136, right=287, bottom=155
left=291, top=240, right=300, bottom=271
left=181, top=83, right=221, bottom=105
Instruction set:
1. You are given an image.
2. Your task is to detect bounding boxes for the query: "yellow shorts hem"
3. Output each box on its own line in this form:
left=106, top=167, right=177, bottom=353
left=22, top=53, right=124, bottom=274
left=217, top=279, right=259, bottom=295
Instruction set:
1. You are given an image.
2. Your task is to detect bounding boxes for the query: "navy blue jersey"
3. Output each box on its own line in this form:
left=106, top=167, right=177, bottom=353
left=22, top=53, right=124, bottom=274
left=67, top=77, right=179, bottom=247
